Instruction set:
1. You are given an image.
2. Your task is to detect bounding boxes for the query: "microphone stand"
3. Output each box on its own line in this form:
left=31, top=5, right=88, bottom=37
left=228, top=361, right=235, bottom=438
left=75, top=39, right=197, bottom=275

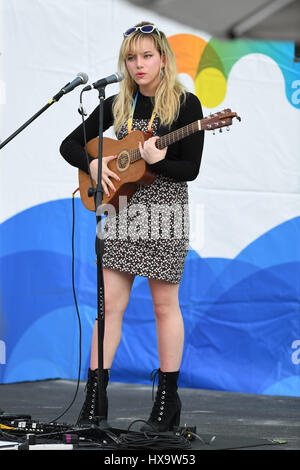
left=88, top=85, right=108, bottom=428
left=0, top=79, right=129, bottom=446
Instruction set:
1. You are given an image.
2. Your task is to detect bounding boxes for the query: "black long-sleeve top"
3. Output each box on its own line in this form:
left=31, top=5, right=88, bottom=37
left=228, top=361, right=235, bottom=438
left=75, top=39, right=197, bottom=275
left=60, top=91, right=204, bottom=182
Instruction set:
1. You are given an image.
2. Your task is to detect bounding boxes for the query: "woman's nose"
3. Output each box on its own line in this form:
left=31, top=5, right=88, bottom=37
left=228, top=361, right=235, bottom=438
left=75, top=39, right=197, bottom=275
left=136, top=56, right=144, bottom=68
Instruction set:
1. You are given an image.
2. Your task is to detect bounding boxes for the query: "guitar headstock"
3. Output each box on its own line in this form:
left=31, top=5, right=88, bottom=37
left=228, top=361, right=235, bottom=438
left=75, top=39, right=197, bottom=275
left=202, top=109, right=241, bottom=133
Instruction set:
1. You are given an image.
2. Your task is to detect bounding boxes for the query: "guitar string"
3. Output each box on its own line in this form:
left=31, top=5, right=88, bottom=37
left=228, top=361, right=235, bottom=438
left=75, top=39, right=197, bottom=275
left=129, top=121, right=199, bottom=163
left=127, top=111, right=233, bottom=163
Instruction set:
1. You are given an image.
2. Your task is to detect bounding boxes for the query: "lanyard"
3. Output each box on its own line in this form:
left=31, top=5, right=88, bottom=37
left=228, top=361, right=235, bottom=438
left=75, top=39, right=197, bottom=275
left=127, top=91, right=157, bottom=134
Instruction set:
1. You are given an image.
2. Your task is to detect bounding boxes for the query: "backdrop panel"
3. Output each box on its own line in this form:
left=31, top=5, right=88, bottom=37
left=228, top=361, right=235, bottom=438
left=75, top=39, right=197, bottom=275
left=0, top=0, right=299, bottom=396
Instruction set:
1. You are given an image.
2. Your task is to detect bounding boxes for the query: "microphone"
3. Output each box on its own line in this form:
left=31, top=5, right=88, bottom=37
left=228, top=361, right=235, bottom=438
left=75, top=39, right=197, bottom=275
left=52, top=72, right=89, bottom=101
left=83, top=72, right=124, bottom=91
left=61, top=72, right=89, bottom=94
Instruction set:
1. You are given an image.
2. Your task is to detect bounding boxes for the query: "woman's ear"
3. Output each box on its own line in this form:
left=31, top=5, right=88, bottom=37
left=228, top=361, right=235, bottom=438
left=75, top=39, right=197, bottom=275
left=161, top=54, right=166, bottom=69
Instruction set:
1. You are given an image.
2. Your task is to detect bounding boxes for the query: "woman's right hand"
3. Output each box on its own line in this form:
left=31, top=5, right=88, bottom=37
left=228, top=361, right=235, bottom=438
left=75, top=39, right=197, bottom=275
left=89, top=155, right=120, bottom=197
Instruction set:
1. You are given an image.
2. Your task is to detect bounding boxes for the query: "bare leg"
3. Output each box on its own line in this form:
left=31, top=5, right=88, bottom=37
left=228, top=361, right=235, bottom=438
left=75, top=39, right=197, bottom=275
left=90, top=267, right=135, bottom=370
left=148, top=278, right=184, bottom=372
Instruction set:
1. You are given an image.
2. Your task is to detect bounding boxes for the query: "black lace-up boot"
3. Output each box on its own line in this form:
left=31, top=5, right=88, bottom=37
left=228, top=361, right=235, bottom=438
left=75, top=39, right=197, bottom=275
left=141, top=369, right=181, bottom=432
left=76, top=368, right=110, bottom=427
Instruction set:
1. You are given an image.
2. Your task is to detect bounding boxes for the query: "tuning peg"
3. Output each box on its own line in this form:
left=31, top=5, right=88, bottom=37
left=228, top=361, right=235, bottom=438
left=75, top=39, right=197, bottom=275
left=219, top=128, right=222, bottom=133
left=226, top=127, right=230, bottom=131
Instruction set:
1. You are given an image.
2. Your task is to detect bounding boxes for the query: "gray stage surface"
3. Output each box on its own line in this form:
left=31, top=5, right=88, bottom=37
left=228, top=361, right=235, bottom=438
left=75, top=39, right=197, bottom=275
left=0, top=378, right=299, bottom=452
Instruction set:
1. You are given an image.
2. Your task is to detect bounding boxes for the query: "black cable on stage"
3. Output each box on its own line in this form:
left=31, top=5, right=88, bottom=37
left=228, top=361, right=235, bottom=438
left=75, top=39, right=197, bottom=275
left=116, top=431, right=192, bottom=451
left=49, top=92, right=92, bottom=424
left=49, top=189, right=82, bottom=424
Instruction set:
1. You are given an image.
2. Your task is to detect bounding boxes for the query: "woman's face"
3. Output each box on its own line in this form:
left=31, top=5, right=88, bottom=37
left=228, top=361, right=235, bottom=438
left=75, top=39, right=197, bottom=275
left=125, top=36, right=165, bottom=96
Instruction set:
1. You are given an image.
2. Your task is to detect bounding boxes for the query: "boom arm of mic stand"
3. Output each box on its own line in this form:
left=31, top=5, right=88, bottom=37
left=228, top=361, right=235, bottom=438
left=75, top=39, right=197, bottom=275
left=0, top=82, right=82, bottom=151
left=0, top=99, right=56, bottom=150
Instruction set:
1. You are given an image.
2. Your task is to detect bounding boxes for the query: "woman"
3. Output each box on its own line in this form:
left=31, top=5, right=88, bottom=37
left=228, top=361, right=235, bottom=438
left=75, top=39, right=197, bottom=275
left=60, top=21, right=204, bottom=432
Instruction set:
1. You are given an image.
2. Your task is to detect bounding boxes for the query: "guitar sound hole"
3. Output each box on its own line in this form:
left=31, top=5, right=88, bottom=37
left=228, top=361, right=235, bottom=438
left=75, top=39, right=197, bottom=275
left=118, top=153, right=129, bottom=169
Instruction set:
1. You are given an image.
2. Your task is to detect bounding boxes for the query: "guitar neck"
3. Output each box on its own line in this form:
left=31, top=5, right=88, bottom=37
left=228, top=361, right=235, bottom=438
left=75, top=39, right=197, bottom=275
left=156, top=120, right=201, bottom=149
left=130, top=119, right=201, bottom=163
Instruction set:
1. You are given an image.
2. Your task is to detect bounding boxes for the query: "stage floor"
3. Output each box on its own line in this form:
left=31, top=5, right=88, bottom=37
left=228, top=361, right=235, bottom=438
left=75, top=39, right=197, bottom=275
left=0, top=379, right=299, bottom=451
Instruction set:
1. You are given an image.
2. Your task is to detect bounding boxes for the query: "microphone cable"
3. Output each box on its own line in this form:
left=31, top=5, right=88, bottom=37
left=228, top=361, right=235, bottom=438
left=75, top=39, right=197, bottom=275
left=50, top=91, right=93, bottom=424
left=49, top=187, right=82, bottom=424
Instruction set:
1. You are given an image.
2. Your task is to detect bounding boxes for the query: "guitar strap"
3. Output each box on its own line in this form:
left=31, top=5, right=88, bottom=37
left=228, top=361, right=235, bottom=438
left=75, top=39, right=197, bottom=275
left=127, top=91, right=157, bottom=134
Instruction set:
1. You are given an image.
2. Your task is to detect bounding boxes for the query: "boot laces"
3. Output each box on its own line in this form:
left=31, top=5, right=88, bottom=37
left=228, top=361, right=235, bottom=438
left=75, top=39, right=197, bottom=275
left=81, top=377, right=98, bottom=419
left=149, top=369, right=168, bottom=422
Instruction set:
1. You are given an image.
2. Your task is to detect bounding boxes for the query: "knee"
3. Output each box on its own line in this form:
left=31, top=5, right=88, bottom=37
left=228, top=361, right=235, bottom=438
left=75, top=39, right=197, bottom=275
left=153, top=302, right=174, bottom=320
left=105, top=295, right=126, bottom=318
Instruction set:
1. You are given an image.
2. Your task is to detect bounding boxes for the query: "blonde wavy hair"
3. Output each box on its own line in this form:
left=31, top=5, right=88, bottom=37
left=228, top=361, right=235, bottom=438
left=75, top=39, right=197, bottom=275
left=112, top=21, right=186, bottom=133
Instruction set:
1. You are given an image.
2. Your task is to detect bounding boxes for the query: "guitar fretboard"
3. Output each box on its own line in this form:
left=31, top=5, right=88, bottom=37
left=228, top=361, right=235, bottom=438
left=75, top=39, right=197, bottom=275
left=130, top=120, right=200, bottom=163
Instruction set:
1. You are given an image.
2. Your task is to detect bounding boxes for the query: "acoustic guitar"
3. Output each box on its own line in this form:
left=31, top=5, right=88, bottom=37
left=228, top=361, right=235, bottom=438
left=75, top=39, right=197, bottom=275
left=78, top=109, right=241, bottom=212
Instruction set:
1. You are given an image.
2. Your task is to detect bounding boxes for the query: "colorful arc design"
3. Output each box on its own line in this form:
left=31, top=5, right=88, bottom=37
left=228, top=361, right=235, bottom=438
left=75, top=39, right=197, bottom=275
left=168, top=34, right=300, bottom=109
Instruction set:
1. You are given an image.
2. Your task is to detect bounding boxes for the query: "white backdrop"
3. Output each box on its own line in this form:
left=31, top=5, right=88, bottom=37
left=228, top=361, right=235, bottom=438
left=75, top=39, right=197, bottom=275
left=1, top=0, right=300, bottom=395
left=0, top=0, right=209, bottom=222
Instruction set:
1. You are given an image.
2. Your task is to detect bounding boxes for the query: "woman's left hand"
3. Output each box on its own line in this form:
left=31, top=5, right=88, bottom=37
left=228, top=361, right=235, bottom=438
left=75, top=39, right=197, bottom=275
left=139, top=136, right=167, bottom=165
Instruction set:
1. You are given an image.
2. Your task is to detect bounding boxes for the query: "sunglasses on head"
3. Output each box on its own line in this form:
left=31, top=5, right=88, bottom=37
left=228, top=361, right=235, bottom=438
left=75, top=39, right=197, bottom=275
left=123, top=24, right=161, bottom=38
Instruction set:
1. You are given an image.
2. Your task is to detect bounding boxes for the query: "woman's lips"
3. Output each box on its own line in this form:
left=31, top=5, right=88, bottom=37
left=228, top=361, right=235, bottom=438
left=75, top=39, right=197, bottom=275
left=136, top=73, right=146, bottom=78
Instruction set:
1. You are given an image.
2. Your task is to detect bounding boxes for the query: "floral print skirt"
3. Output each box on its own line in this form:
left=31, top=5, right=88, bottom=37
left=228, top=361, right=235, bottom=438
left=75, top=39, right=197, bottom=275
left=101, top=174, right=190, bottom=284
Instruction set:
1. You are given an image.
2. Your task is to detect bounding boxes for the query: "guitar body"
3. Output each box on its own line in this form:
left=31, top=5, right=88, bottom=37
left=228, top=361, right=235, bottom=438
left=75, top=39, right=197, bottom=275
left=78, top=130, right=156, bottom=212
left=78, top=108, right=241, bottom=212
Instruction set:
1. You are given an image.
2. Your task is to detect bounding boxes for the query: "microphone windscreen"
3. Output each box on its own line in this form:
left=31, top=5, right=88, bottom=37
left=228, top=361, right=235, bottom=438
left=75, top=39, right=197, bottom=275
left=77, top=72, right=89, bottom=84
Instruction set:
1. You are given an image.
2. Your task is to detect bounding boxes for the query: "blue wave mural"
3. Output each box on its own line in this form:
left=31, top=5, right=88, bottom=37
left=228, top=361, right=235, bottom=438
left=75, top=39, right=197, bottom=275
left=0, top=199, right=300, bottom=396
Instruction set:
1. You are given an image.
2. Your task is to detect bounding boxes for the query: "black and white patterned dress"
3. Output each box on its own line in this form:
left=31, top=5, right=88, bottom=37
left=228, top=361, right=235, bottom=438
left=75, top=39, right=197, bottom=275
left=60, top=91, right=204, bottom=284
left=101, top=117, right=190, bottom=284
